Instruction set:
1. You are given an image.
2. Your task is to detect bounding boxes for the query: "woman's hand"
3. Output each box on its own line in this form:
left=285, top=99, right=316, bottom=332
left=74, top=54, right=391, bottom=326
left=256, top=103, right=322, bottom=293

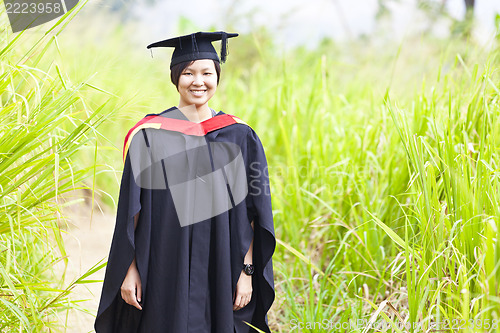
left=233, top=270, right=252, bottom=311
left=121, top=258, right=142, bottom=310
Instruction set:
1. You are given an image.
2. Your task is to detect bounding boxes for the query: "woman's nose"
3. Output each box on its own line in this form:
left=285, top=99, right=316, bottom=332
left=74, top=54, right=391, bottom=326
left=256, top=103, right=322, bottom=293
left=192, top=74, right=204, bottom=86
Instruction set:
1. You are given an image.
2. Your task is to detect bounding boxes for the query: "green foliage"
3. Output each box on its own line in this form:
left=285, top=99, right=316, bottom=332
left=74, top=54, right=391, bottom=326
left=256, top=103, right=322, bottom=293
left=49, top=13, right=500, bottom=332
left=0, top=2, right=111, bottom=331
left=221, top=34, right=499, bottom=332
left=495, top=13, right=500, bottom=43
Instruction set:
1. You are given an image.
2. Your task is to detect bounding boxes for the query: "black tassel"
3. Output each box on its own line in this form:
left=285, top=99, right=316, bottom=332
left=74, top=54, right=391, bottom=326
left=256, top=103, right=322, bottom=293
left=220, top=31, right=228, bottom=63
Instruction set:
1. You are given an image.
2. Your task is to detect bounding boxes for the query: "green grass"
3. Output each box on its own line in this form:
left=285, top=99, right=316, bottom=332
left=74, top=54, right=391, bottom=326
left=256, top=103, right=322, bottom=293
left=3, top=4, right=500, bottom=331
left=53, top=19, right=500, bottom=331
left=0, top=2, right=115, bottom=331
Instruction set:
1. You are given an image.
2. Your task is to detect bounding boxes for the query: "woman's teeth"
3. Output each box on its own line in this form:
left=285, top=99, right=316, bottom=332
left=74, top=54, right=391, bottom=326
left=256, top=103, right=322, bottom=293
left=190, top=90, right=206, bottom=96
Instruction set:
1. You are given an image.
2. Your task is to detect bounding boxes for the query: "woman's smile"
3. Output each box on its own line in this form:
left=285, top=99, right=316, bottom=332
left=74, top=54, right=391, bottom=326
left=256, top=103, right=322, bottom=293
left=190, top=89, right=207, bottom=96
left=177, top=59, right=218, bottom=109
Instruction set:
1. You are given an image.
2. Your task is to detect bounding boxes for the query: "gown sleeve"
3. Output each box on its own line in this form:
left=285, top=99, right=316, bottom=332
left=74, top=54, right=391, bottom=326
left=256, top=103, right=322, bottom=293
left=245, top=128, right=276, bottom=333
left=94, top=141, right=150, bottom=332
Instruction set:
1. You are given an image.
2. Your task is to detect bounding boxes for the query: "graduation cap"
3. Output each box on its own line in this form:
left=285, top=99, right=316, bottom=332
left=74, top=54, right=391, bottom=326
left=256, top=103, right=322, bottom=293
left=146, top=31, right=238, bottom=68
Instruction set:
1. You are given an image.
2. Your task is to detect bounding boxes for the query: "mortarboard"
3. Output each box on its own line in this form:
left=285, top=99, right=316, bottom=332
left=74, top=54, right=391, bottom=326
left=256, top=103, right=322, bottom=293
left=146, top=31, right=238, bottom=68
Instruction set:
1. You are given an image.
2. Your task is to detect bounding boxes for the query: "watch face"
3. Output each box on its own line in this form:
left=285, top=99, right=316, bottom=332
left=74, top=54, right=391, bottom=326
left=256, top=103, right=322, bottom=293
left=244, top=264, right=254, bottom=275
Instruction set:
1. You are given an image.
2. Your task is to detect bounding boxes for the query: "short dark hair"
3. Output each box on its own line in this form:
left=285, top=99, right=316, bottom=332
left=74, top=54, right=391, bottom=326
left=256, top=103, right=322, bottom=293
left=170, top=60, right=221, bottom=89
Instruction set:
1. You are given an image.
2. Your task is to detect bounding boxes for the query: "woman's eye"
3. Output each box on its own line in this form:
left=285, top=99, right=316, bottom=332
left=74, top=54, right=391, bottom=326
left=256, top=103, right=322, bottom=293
left=204, top=73, right=213, bottom=75
left=183, top=72, right=192, bottom=75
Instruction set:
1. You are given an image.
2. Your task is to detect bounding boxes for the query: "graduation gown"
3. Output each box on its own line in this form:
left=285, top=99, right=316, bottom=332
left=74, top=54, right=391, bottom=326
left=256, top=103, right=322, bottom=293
left=94, top=107, right=276, bottom=333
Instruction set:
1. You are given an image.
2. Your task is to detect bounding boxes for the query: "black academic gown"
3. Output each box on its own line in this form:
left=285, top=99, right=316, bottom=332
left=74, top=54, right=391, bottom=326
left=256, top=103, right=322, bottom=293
left=94, top=107, right=276, bottom=333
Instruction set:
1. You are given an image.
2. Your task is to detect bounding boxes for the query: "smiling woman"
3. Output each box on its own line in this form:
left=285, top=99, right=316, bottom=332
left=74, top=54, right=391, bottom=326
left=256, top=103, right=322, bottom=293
left=171, top=59, right=221, bottom=87
left=94, top=31, right=277, bottom=333
left=176, top=59, right=220, bottom=121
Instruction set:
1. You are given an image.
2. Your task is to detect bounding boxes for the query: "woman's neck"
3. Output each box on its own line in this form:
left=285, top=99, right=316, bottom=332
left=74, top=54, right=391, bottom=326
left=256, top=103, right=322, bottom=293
left=177, top=103, right=212, bottom=123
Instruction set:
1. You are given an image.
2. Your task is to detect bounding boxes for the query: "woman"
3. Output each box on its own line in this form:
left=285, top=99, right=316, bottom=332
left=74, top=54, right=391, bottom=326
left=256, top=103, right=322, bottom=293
left=94, top=31, right=276, bottom=333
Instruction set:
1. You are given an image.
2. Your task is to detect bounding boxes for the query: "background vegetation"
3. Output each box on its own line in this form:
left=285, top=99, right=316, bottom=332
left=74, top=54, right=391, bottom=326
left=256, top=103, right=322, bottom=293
left=0, top=2, right=115, bottom=331
left=1, top=0, right=500, bottom=332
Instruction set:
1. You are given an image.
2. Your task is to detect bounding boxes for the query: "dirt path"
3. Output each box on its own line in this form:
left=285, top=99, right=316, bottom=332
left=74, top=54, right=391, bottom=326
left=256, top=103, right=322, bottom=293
left=60, top=199, right=116, bottom=333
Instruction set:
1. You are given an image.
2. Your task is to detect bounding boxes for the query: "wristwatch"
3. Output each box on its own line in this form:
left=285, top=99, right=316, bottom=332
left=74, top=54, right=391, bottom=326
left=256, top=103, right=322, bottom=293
left=243, top=263, right=254, bottom=276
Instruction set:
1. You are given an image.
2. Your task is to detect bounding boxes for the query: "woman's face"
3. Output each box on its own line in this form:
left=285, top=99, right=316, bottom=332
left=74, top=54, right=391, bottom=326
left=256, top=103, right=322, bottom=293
left=177, top=59, right=218, bottom=109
